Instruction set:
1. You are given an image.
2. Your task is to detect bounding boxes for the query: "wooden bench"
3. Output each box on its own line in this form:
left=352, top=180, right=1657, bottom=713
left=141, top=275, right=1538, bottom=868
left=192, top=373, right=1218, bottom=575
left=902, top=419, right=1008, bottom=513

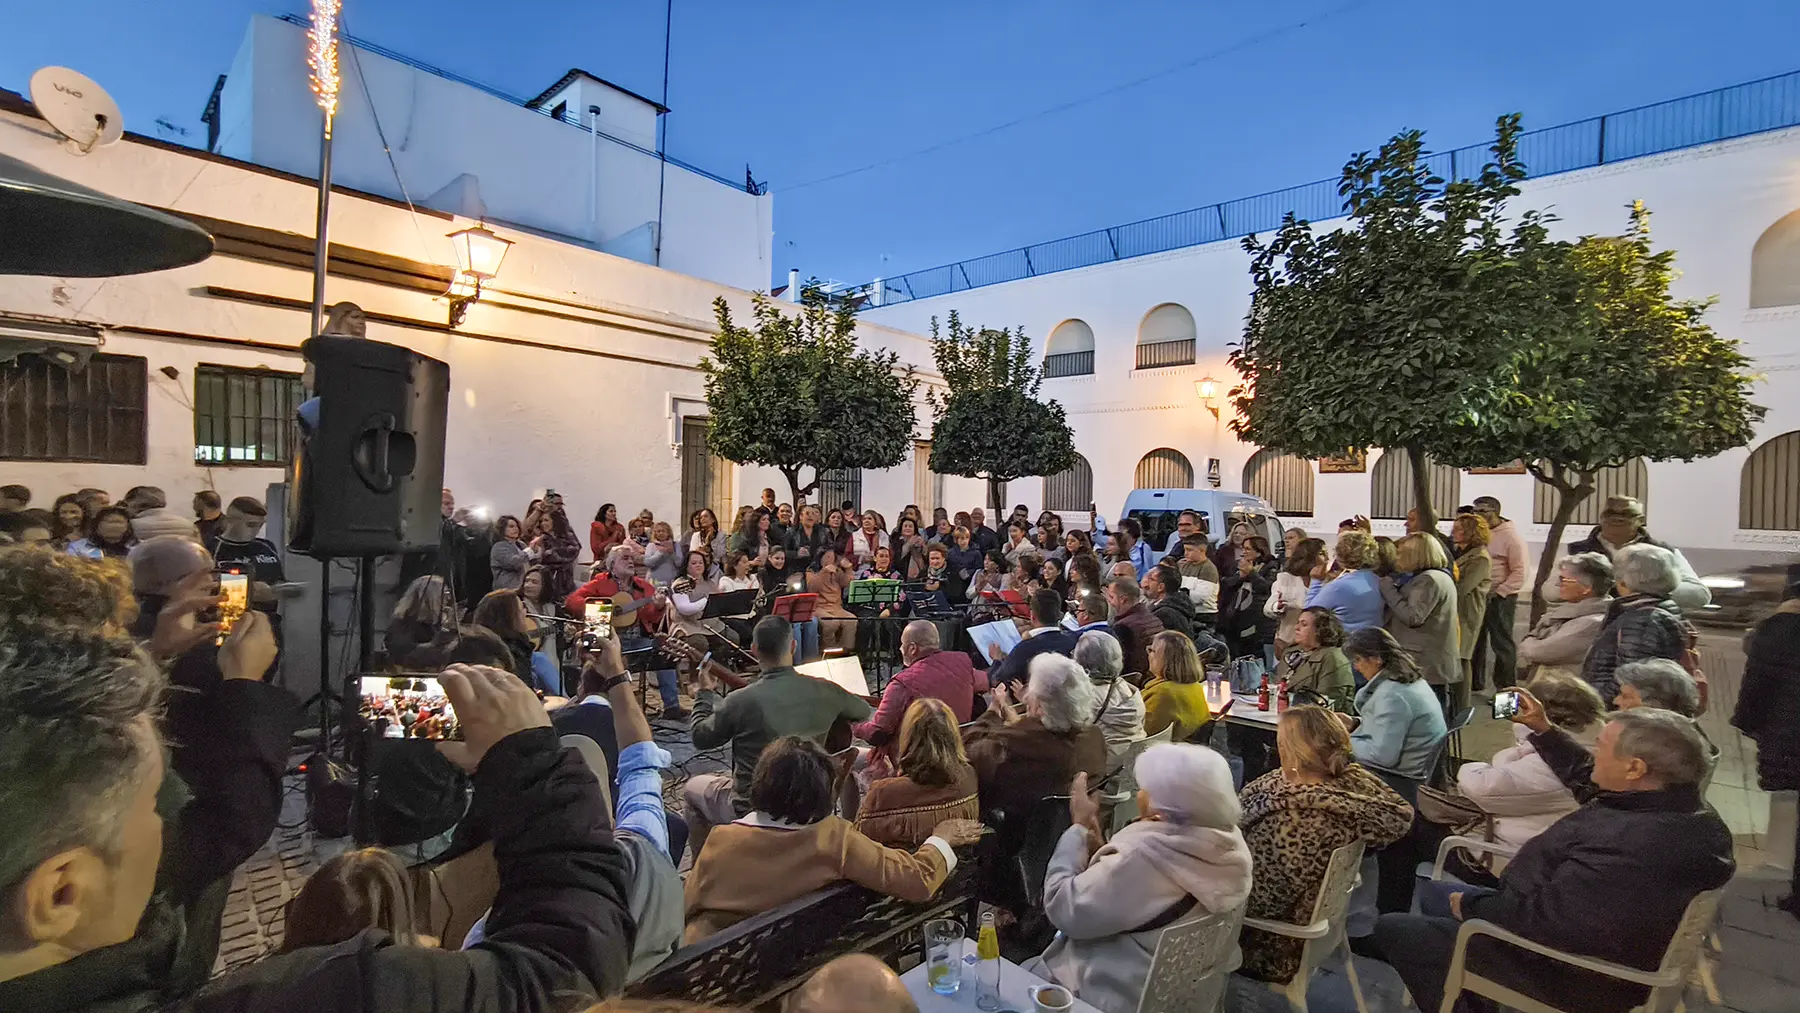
left=625, top=856, right=976, bottom=1010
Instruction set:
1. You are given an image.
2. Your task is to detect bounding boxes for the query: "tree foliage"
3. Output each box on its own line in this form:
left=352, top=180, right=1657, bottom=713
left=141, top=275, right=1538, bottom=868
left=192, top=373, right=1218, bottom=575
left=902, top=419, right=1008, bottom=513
left=926, top=312, right=1077, bottom=512
left=1232, top=115, right=1559, bottom=527
left=701, top=291, right=918, bottom=505
left=1466, top=202, right=1764, bottom=620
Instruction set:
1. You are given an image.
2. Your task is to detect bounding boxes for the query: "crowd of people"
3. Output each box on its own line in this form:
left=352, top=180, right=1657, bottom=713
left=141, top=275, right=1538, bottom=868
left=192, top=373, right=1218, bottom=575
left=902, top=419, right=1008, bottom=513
left=0, top=478, right=1789, bottom=1013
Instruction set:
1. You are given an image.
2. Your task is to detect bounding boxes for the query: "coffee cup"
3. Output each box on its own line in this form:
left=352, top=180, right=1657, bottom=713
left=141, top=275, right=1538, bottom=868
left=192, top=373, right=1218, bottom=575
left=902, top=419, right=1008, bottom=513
left=1028, top=983, right=1073, bottom=1012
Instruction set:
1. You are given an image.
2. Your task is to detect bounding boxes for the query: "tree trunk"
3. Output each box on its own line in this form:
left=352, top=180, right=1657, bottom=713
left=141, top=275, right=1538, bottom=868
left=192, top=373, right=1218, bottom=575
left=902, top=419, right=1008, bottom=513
left=779, top=466, right=805, bottom=512
left=986, top=475, right=1005, bottom=515
left=1526, top=462, right=1596, bottom=625
left=1407, top=446, right=1437, bottom=531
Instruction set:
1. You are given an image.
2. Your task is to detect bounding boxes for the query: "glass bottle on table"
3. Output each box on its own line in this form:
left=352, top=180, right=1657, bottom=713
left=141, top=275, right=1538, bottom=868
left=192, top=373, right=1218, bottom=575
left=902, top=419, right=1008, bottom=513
left=975, top=910, right=1002, bottom=1010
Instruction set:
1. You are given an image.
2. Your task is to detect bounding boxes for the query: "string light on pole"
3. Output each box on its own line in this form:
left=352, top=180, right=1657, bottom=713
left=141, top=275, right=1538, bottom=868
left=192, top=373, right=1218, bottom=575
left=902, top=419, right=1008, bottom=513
left=309, top=0, right=342, bottom=133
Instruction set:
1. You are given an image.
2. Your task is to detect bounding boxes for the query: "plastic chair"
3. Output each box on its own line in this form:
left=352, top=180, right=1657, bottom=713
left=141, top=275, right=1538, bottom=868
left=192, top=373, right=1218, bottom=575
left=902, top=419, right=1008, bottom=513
left=1436, top=888, right=1722, bottom=1013
left=1436, top=706, right=1476, bottom=786
left=1103, top=725, right=1175, bottom=836
left=1430, top=836, right=1721, bottom=1013
left=1241, top=840, right=1370, bottom=1013
left=1134, top=902, right=1246, bottom=1013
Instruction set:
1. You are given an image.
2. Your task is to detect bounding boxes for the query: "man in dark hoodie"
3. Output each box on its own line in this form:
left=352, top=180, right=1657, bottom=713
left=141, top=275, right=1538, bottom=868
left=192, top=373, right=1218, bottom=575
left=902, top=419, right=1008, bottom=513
left=1142, top=562, right=1196, bottom=641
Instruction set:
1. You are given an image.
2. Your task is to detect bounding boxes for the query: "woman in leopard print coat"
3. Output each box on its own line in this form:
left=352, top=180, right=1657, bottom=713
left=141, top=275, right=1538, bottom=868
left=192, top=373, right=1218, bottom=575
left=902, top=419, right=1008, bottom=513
left=1238, top=706, right=1414, bottom=983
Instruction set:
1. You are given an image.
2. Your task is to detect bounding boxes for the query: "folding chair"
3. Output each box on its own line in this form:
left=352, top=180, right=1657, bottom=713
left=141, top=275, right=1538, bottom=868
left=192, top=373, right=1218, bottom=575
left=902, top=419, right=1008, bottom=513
left=1241, top=840, right=1370, bottom=1013
left=1103, top=726, right=1175, bottom=836
left=1134, top=902, right=1246, bottom=1013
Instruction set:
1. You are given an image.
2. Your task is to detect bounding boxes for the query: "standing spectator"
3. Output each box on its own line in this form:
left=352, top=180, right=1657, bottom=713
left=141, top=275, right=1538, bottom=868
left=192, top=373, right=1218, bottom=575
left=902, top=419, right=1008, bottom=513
left=1580, top=543, right=1691, bottom=706
left=1269, top=537, right=1323, bottom=669
left=68, top=504, right=135, bottom=559
left=1342, top=628, right=1447, bottom=788
left=1177, top=532, right=1223, bottom=627
left=1239, top=706, right=1414, bottom=984
left=1142, top=562, right=1197, bottom=641
left=1380, top=532, right=1461, bottom=698
left=488, top=515, right=528, bottom=591
left=1517, top=553, right=1614, bottom=680
left=212, top=496, right=291, bottom=644
left=120, top=485, right=166, bottom=517
left=1285, top=606, right=1356, bottom=711
left=1114, top=517, right=1153, bottom=580
left=824, top=507, right=852, bottom=557
left=1472, top=496, right=1528, bottom=691
left=1567, top=495, right=1710, bottom=612
left=1142, top=630, right=1213, bottom=742
left=1077, top=631, right=1146, bottom=766
left=590, top=502, right=626, bottom=562
left=1156, top=510, right=1206, bottom=566
left=75, top=486, right=110, bottom=515
left=968, top=507, right=999, bottom=555
left=1104, top=575, right=1165, bottom=679
left=0, top=484, right=28, bottom=511
left=1214, top=521, right=1254, bottom=579
left=1450, top=513, right=1493, bottom=709
left=644, top=521, right=681, bottom=585
left=1028, top=745, right=1253, bottom=1013
left=856, top=698, right=983, bottom=849
left=891, top=516, right=929, bottom=580
left=1000, top=520, right=1033, bottom=566
left=458, top=507, right=497, bottom=609
left=1220, top=538, right=1277, bottom=661
left=947, top=526, right=983, bottom=585
left=1305, top=531, right=1385, bottom=633
left=193, top=489, right=224, bottom=550
left=49, top=493, right=89, bottom=550
left=847, top=512, right=886, bottom=566
left=533, top=503, right=584, bottom=604
left=1732, top=583, right=1800, bottom=918
left=689, top=507, right=729, bottom=567
left=785, top=503, right=830, bottom=567
left=682, top=617, right=873, bottom=856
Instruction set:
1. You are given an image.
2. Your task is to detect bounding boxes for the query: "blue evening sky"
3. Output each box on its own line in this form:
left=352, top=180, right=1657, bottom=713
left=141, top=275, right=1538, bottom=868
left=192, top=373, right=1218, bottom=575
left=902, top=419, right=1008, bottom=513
left=4, top=1, right=1798, bottom=290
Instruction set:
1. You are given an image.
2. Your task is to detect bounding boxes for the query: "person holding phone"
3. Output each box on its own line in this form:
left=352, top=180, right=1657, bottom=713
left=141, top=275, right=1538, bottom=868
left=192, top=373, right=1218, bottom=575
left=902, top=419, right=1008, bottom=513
left=212, top=496, right=296, bottom=645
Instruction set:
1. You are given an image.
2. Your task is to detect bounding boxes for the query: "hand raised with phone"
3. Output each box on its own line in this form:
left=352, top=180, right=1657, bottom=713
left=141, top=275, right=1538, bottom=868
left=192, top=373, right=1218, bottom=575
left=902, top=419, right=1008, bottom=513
left=435, top=664, right=552, bottom=772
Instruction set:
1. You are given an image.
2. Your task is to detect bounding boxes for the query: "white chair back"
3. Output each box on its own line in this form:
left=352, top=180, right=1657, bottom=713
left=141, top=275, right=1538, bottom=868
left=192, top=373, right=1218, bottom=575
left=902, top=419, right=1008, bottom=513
left=1642, top=889, right=1724, bottom=1013
left=1104, top=725, right=1175, bottom=834
left=1135, top=902, right=1246, bottom=1013
left=1240, top=839, right=1370, bottom=1012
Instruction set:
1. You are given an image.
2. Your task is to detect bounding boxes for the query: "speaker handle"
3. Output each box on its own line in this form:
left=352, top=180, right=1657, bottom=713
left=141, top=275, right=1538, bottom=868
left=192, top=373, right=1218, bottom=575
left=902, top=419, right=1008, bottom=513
left=353, top=413, right=400, bottom=494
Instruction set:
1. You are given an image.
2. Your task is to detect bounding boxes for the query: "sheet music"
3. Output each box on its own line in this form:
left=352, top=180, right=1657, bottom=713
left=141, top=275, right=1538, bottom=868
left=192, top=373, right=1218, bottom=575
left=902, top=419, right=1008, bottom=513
left=796, top=656, right=872, bottom=697
left=967, top=619, right=1023, bottom=660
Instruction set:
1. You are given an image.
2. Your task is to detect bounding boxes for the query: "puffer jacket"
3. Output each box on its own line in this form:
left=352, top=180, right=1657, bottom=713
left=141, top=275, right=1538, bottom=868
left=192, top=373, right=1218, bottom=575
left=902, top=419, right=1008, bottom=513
left=1458, top=721, right=1601, bottom=850
left=1581, top=593, right=1687, bottom=705
left=1149, top=589, right=1196, bottom=640
left=1517, top=596, right=1612, bottom=677
left=1732, top=607, right=1800, bottom=792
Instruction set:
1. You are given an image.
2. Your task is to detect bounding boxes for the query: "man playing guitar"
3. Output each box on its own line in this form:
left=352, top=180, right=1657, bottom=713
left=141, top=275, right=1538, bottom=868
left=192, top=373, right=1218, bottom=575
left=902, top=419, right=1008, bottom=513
left=567, top=546, right=685, bottom=718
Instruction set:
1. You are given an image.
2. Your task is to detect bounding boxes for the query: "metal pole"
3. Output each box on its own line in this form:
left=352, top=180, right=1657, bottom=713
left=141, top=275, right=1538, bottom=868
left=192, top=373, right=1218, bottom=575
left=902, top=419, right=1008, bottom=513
left=309, top=125, right=334, bottom=337
left=317, top=562, right=332, bottom=756
left=653, top=0, right=672, bottom=265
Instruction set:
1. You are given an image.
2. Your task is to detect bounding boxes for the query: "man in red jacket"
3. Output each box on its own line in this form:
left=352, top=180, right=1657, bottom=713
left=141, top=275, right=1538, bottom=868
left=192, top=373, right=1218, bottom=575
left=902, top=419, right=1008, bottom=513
left=567, top=548, right=682, bottom=718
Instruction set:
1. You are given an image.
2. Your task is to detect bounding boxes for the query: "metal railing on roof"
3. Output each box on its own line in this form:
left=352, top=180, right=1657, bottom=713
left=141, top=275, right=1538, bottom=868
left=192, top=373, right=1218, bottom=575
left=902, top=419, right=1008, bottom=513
left=850, top=68, right=1800, bottom=307
left=274, top=13, right=760, bottom=193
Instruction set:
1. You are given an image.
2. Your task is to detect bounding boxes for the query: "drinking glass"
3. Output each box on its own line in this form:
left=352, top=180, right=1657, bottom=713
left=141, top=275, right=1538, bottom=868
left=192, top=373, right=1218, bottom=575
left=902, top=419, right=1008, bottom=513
left=924, top=918, right=965, bottom=996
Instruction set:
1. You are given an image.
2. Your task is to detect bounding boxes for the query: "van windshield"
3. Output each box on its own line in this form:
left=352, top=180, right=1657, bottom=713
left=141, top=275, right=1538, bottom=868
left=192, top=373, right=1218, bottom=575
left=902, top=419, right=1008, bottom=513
left=1124, top=509, right=1209, bottom=555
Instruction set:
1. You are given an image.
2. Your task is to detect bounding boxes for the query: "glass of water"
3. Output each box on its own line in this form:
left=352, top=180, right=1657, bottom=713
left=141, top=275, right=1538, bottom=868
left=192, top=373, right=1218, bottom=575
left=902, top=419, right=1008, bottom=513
left=924, top=918, right=965, bottom=996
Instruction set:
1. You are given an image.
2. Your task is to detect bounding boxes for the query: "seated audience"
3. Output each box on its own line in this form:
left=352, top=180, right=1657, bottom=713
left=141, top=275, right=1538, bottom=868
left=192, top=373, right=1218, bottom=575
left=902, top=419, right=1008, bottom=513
left=1518, top=552, right=1614, bottom=680
left=988, top=588, right=1080, bottom=686
left=856, top=698, right=982, bottom=849
left=1104, top=575, right=1164, bottom=679
left=787, top=953, right=920, bottom=1013
left=1455, top=670, right=1606, bottom=858
left=1077, top=630, right=1146, bottom=766
left=683, top=617, right=874, bottom=856
left=808, top=548, right=858, bottom=653
left=1305, top=531, right=1384, bottom=633
left=967, top=550, right=1007, bottom=599
left=964, top=654, right=1106, bottom=824
left=851, top=620, right=985, bottom=757
left=0, top=484, right=27, bottom=511
left=683, top=736, right=981, bottom=941
left=1142, top=561, right=1196, bottom=640
left=1379, top=531, right=1461, bottom=698
left=1342, top=627, right=1447, bottom=789
left=1375, top=707, right=1734, bottom=1013
left=1239, top=706, right=1414, bottom=983
left=1142, top=630, right=1213, bottom=742
left=1581, top=541, right=1696, bottom=707
left=691, top=507, right=731, bottom=568
left=644, top=521, right=681, bottom=585
left=1284, top=606, right=1356, bottom=710
left=279, top=848, right=424, bottom=951
left=471, top=589, right=559, bottom=693
left=1026, top=745, right=1253, bottom=1013
left=1072, top=588, right=1111, bottom=637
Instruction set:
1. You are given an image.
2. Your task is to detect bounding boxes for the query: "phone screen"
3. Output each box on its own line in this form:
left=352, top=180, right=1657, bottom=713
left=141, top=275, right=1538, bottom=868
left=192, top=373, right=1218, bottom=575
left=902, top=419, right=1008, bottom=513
left=1492, top=689, right=1523, bottom=720
left=359, top=675, right=461, bottom=740
left=215, top=571, right=249, bottom=645
left=581, top=600, right=614, bottom=648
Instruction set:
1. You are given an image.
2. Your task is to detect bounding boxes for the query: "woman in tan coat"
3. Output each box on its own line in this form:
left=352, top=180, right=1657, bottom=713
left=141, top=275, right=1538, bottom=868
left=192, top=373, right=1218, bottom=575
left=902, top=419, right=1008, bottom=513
left=857, top=698, right=981, bottom=848
left=1379, top=533, right=1461, bottom=697
left=684, top=736, right=983, bottom=942
left=1451, top=514, right=1493, bottom=711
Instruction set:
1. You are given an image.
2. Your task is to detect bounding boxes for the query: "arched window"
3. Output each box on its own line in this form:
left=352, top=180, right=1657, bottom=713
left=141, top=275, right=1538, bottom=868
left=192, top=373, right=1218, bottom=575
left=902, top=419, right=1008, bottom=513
left=1135, top=303, right=1196, bottom=369
left=1532, top=459, right=1648, bottom=525
left=1243, top=450, right=1314, bottom=516
left=1751, top=210, right=1800, bottom=309
left=1369, top=450, right=1459, bottom=520
left=1042, top=453, right=1094, bottom=511
left=1741, top=430, right=1800, bottom=530
left=1134, top=448, right=1194, bottom=489
left=1044, top=320, right=1096, bottom=378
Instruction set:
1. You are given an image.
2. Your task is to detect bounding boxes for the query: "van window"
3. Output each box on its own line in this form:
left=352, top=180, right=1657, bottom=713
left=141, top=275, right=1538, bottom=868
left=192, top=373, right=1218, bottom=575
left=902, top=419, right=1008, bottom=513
left=1224, top=510, right=1286, bottom=561
left=1125, top=510, right=1183, bottom=555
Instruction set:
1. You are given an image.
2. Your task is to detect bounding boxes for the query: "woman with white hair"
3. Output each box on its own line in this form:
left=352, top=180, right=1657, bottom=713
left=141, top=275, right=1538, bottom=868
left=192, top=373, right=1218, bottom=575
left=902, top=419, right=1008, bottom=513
left=1074, top=630, right=1146, bottom=766
left=963, top=653, right=1106, bottom=825
left=1026, top=744, right=1254, bottom=1013
left=1518, top=552, right=1614, bottom=680
left=1580, top=543, right=1693, bottom=706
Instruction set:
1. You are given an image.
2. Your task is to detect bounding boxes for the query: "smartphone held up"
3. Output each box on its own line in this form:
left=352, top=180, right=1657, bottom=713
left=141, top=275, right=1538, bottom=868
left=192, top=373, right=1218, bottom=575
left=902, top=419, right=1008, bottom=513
left=359, top=675, right=462, bottom=740
left=581, top=600, right=614, bottom=649
left=214, top=570, right=249, bottom=646
left=1492, top=689, right=1524, bottom=721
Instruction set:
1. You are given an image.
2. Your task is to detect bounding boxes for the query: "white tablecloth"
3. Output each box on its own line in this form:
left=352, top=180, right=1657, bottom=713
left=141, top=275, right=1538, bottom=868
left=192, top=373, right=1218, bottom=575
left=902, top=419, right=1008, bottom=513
left=899, top=943, right=1104, bottom=1013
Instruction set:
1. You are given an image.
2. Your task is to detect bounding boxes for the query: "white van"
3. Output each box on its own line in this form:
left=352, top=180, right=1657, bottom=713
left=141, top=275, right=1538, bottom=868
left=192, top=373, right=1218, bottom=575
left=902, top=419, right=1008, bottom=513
left=1115, top=489, right=1287, bottom=558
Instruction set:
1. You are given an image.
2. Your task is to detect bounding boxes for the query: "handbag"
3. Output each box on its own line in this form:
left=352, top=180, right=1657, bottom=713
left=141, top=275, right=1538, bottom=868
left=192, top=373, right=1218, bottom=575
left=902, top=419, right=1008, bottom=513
left=1228, top=656, right=1265, bottom=694
left=1414, top=784, right=1495, bottom=841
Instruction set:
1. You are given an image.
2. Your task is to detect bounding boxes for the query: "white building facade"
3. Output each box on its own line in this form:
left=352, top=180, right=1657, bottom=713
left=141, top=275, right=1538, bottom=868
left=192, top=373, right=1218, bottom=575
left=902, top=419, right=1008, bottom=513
left=863, top=78, right=1800, bottom=575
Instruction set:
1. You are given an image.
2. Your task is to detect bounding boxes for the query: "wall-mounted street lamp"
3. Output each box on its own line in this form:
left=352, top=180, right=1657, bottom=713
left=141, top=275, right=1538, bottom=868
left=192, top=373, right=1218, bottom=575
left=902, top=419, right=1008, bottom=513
left=446, top=223, right=514, bottom=327
left=1195, top=376, right=1220, bottom=418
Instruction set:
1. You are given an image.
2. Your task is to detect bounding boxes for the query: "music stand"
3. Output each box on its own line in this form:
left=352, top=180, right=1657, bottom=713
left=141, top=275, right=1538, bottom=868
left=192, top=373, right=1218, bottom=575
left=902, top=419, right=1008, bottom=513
left=771, top=593, right=818, bottom=623
left=903, top=581, right=957, bottom=618
left=701, top=589, right=757, bottom=619
left=846, top=579, right=902, bottom=606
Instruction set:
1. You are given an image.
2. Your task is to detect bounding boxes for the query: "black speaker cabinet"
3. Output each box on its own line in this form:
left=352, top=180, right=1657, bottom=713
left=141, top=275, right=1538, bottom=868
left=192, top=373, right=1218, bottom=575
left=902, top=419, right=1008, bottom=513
left=287, top=335, right=449, bottom=558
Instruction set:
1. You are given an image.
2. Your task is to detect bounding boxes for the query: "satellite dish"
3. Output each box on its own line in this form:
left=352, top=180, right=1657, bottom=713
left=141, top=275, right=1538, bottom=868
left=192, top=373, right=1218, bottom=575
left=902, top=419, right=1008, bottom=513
left=29, top=67, right=124, bottom=155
